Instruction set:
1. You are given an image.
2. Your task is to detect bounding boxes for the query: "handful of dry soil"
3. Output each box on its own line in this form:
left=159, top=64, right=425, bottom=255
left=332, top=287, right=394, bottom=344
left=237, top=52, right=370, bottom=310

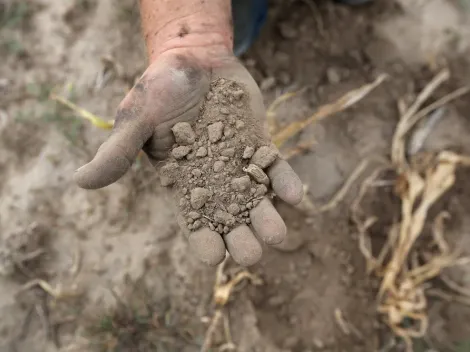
left=159, top=78, right=278, bottom=235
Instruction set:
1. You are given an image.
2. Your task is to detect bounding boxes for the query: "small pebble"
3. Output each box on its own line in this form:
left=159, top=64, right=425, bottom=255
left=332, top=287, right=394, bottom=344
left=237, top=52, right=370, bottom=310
left=192, top=169, right=202, bottom=178
left=223, top=126, right=234, bottom=138
left=190, top=188, right=210, bottom=209
left=246, top=202, right=253, bottom=209
left=231, top=176, right=251, bottom=191
left=253, top=199, right=260, bottom=207
left=220, top=107, right=229, bottom=115
left=217, top=224, right=224, bottom=233
left=219, top=156, right=229, bottom=161
left=236, top=194, right=245, bottom=202
left=326, top=67, right=341, bottom=84
left=208, top=122, right=224, bottom=143
left=171, top=122, right=196, bottom=145
left=213, top=161, right=225, bottom=173
left=172, top=146, right=192, bottom=159
left=209, top=223, right=215, bottom=231
left=235, top=120, right=245, bottom=130
left=245, top=218, right=251, bottom=224
left=188, top=212, right=201, bottom=220
left=227, top=203, right=241, bottom=215
left=221, top=148, right=235, bottom=157
left=251, top=146, right=278, bottom=169
left=182, top=188, right=188, bottom=195
left=218, top=142, right=226, bottom=149
left=223, top=226, right=230, bottom=234
left=233, top=89, right=244, bottom=100
left=214, top=210, right=236, bottom=226
left=240, top=205, right=246, bottom=212
left=193, top=220, right=202, bottom=230
left=187, top=218, right=194, bottom=224
left=196, top=147, right=207, bottom=157
left=242, top=146, right=255, bottom=159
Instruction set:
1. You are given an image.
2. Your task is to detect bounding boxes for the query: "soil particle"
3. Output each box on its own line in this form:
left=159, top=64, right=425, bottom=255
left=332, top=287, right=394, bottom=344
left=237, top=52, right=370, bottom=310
left=227, top=203, right=241, bottom=215
left=214, top=210, right=236, bottom=226
left=159, top=162, right=179, bottom=186
left=172, top=145, right=192, bottom=159
left=208, top=122, right=224, bottom=143
left=223, top=125, right=235, bottom=138
left=191, top=169, right=202, bottom=178
left=251, top=146, right=278, bottom=169
left=171, top=122, right=196, bottom=145
left=235, top=120, right=245, bottom=130
left=243, top=146, right=255, bottom=159
left=190, top=188, right=210, bottom=210
left=196, top=146, right=207, bottom=157
left=231, top=176, right=251, bottom=191
left=188, top=211, right=201, bottom=220
left=221, top=148, right=235, bottom=157
left=213, top=160, right=225, bottom=172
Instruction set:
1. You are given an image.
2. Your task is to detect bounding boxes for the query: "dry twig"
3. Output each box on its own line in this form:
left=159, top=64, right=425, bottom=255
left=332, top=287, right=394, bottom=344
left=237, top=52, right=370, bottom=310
left=273, top=74, right=387, bottom=148
left=201, top=255, right=262, bottom=352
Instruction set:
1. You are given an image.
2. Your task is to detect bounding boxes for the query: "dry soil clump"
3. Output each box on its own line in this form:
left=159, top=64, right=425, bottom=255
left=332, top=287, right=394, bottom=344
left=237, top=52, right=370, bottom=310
left=159, top=78, right=277, bottom=235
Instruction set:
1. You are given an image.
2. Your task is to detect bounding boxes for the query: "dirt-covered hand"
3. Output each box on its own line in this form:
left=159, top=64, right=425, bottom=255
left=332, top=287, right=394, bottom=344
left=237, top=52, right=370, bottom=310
left=74, top=49, right=303, bottom=266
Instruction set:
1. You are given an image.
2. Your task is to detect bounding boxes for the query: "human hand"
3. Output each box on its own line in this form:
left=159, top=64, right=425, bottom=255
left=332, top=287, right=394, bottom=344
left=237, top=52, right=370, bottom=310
left=74, top=2, right=303, bottom=266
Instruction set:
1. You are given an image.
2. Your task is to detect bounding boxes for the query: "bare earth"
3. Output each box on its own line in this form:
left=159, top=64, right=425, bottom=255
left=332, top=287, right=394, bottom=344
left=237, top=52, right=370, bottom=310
left=2, top=0, right=470, bottom=351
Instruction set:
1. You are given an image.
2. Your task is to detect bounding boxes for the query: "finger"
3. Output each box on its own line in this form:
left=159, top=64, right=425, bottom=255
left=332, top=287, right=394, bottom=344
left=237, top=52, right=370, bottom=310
left=188, top=227, right=226, bottom=266
left=250, top=198, right=287, bottom=245
left=224, top=225, right=262, bottom=267
left=74, top=119, right=151, bottom=189
left=267, top=159, right=303, bottom=205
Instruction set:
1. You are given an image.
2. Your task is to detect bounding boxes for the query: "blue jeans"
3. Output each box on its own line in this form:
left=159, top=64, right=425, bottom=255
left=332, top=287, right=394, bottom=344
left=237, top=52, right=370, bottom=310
left=232, top=0, right=373, bottom=56
left=232, top=0, right=268, bottom=56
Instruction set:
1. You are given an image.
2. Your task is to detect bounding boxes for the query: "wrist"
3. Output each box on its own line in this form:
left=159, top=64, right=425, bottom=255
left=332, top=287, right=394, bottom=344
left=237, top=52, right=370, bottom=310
left=149, top=28, right=233, bottom=68
left=140, top=1, right=233, bottom=67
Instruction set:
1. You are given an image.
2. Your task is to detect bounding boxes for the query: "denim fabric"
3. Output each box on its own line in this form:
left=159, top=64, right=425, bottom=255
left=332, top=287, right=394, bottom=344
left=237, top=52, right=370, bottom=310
left=232, top=0, right=268, bottom=56
left=231, top=0, right=374, bottom=56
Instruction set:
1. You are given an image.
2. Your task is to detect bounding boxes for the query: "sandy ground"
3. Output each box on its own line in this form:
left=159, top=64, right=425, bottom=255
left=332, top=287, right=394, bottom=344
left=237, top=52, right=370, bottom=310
left=2, top=0, right=470, bottom=351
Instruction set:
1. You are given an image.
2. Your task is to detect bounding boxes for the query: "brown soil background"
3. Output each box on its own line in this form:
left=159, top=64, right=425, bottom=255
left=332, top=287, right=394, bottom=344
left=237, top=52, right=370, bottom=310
left=2, top=0, right=470, bottom=351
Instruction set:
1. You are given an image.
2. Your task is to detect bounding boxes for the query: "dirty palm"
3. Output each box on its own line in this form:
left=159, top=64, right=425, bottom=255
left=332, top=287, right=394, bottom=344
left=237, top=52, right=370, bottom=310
left=74, top=0, right=304, bottom=266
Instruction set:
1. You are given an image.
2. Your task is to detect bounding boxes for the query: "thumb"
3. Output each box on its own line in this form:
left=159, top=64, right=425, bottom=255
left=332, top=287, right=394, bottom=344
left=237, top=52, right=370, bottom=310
left=74, top=115, right=152, bottom=189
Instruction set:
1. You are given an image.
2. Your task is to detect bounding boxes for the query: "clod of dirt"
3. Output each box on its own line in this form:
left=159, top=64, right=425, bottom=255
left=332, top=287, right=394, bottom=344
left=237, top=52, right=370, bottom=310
left=190, top=187, right=210, bottom=210
left=251, top=146, right=278, bottom=169
left=243, top=146, right=255, bottom=159
left=231, top=176, right=251, bottom=192
left=171, top=122, right=196, bottom=145
left=172, top=145, right=192, bottom=159
left=208, top=121, right=224, bottom=143
left=159, top=78, right=276, bottom=234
